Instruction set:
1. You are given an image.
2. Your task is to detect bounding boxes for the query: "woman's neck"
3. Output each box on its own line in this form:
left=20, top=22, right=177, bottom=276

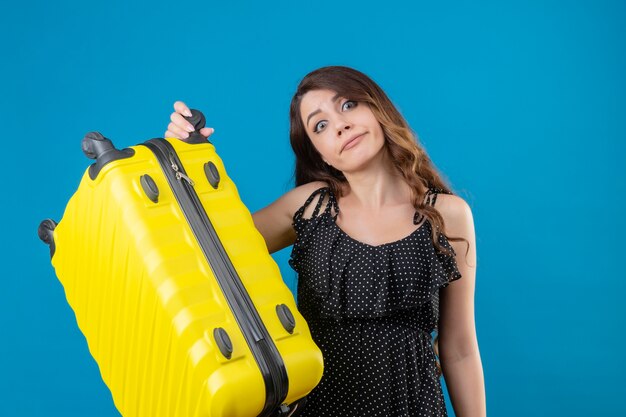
left=340, top=150, right=411, bottom=210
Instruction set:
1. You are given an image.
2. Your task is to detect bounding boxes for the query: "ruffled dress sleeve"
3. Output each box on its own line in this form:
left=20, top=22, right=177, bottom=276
left=434, top=231, right=462, bottom=288
left=424, top=187, right=462, bottom=287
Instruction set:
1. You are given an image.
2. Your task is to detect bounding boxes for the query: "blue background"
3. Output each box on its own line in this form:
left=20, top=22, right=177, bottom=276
left=2, top=0, right=624, bottom=415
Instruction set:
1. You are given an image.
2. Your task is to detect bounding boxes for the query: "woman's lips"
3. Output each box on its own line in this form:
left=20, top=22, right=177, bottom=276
left=341, top=133, right=366, bottom=152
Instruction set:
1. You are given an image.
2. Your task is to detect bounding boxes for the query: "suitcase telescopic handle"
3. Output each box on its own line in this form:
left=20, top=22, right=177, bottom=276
left=183, top=109, right=209, bottom=144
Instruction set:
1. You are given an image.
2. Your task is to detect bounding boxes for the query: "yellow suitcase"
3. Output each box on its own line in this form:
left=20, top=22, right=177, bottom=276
left=38, top=111, right=323, bottom=417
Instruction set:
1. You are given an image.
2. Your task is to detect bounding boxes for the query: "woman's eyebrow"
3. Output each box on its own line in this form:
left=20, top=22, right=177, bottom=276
left=306, top=109, right=321, bottom=127
left=306, top=93, right=342, bottom=127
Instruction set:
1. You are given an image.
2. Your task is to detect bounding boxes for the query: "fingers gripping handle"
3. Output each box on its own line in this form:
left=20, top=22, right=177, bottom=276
left=183, top=109, right=209, bottom=144
left=185, top=109, right=206, bottom=131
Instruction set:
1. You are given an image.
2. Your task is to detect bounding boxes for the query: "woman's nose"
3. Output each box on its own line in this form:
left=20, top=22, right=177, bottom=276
left=336, top=121, right=351, bottom=136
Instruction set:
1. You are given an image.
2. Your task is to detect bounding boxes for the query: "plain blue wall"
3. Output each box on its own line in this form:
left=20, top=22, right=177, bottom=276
left=2, top=0, right=624, bottom=415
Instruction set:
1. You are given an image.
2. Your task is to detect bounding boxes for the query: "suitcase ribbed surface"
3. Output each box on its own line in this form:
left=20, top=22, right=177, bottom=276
left=50, top=139, right=323, bottom=417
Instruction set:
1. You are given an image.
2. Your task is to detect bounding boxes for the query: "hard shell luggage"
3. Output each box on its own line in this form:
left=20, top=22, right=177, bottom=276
left=39, top=111, right=323, bottom=417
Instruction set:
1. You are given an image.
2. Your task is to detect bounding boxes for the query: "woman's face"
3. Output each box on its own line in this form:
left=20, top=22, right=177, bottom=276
left=299, top=89, right=386, bottom=174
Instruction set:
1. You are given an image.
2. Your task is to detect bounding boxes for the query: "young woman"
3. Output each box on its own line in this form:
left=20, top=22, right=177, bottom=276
left=165, top=66, right=486, bottom=417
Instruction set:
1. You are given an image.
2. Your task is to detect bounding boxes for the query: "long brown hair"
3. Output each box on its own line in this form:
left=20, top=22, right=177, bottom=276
left=289, top=66, right=467, bottom=378
left=289, top=66, right=464, bottom=258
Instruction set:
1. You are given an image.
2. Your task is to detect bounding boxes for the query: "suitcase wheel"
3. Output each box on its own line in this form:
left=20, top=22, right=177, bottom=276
left=38, top=219, right=58, bottom=257
left=272, top=398, right=307, bottom=417
left=82, top=132, right=135, bottom=180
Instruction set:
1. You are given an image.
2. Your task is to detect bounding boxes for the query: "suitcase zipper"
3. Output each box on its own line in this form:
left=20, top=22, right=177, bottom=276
left=168, top=153, right=195, bottom=186
left=142, top=139, right=288, bottom=416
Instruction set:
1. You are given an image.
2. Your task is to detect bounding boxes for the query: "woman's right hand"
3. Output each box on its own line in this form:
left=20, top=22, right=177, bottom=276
left=165, top=101, right=215, bottom=141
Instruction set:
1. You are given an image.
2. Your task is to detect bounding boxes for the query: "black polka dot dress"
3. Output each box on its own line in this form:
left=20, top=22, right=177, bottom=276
left=289, top=186, right=462, bottom=417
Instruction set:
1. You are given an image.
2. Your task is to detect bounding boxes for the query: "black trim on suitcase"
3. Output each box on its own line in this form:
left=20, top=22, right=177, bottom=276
left=142, top=138, right=289, bottom=417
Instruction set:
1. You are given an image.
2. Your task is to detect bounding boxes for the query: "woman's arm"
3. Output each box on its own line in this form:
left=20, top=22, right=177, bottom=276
left=436, top=194, right=486, bottom=417
left=251, top=181, right=327, bottom=254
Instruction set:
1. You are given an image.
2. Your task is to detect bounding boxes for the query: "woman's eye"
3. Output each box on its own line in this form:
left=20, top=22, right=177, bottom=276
left=342, top=100, right=357, bottom=111
left=314, top=120, right=328, bottom=133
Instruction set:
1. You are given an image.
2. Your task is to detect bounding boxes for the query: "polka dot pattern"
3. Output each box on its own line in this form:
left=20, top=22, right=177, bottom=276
left=289, top=187, right=462, bottom=417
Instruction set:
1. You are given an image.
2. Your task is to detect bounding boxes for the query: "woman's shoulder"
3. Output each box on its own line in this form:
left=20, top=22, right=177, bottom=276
left=279, top=181, right=330, bottom=219
left=251, top=181, right=330, bottom=253
left=431, top=192, right=469, bottom=213
left=292, top=181, right=330, bottom=198
left=432, top=192, right=474, bottom=237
